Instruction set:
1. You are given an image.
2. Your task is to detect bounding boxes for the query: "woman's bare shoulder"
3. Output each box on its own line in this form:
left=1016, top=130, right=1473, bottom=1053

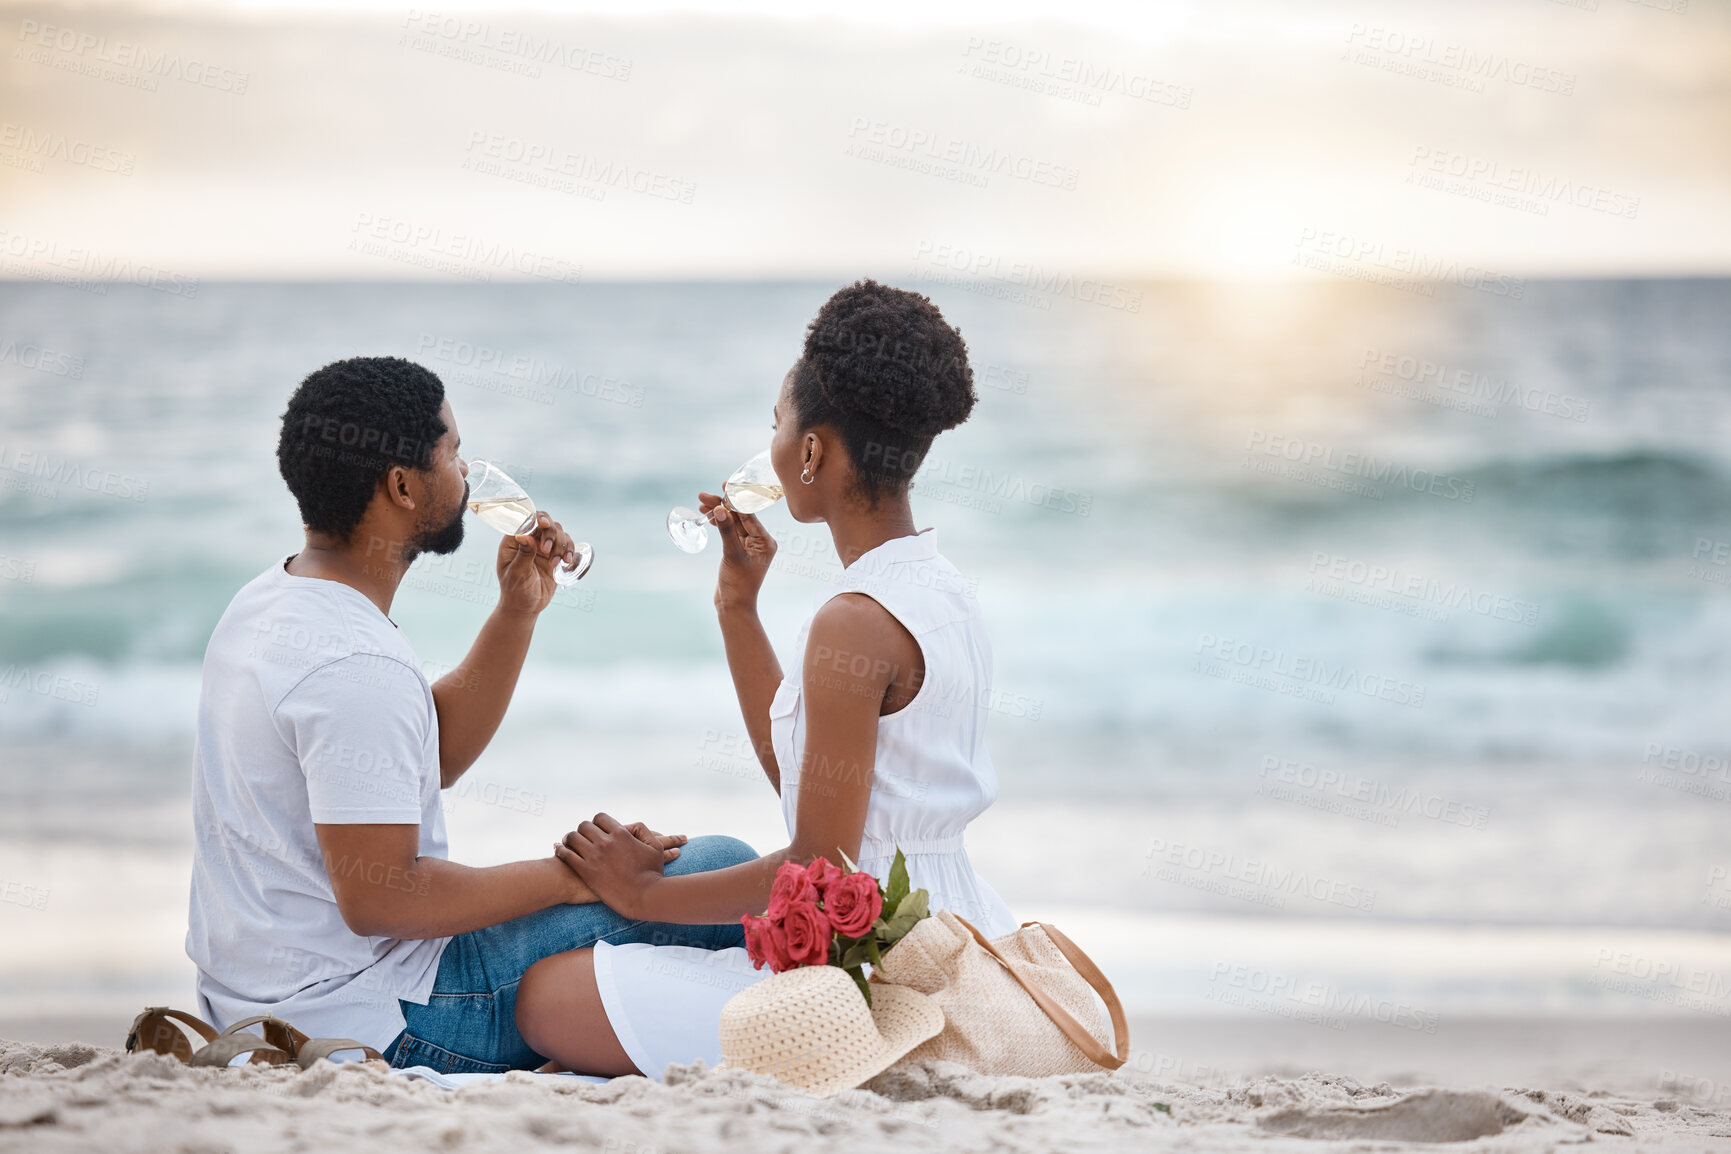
left=803, top=593, right=920, bottom=682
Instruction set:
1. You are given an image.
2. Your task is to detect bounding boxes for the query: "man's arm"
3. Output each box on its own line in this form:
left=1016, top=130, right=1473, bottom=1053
left=433, top=510, right=575, bottom=787
left=315, top=823, right=593, bottom=939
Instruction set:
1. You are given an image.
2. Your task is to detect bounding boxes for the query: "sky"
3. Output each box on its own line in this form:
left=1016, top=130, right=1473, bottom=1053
left=1, top=0, right=1727, bottom=279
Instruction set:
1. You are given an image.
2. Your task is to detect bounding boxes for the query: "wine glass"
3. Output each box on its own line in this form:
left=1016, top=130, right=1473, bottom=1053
left=466, top=459, right=593, bottom=584
left=667, top=448, right=784, bottom=553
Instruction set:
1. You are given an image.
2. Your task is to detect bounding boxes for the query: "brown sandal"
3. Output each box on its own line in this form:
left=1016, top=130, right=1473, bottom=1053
left=189, top=1015, right=304, bottom=1067
left=125, top=1007, right=219, bottom=1062
left=293, top=1037, right=382, bottom=1069
left=126, top=1008, right=381, bottom=1069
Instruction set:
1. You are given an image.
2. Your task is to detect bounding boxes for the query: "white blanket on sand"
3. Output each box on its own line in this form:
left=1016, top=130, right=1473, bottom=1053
left=392, top=1065, right=607, bottom=1089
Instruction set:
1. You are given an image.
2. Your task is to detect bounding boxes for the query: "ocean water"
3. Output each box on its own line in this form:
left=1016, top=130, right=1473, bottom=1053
left=3, top=279, right=1730, bottom=1029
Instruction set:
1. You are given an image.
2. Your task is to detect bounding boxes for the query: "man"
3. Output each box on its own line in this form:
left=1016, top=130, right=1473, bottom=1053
left=186, top=356, right=753, bottom=1073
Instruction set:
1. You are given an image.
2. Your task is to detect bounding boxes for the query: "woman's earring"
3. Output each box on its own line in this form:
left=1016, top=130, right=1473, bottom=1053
left=800, top=467, right=815, bottom=485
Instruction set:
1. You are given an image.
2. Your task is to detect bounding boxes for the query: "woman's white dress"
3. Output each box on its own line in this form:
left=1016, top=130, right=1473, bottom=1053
left=592, top=529, right=1015, bottom=1078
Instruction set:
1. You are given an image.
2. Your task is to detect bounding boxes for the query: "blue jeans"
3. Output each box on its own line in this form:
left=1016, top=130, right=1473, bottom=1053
left=383, top=834, right=755, bottom=1073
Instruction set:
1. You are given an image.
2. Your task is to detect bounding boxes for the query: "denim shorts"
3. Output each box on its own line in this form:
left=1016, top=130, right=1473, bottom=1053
left=382, top=834, right=755, bottom=1073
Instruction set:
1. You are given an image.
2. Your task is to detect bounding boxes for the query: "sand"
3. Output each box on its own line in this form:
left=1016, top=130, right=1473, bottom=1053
left=4, top=1035, right=1731, bottom=1154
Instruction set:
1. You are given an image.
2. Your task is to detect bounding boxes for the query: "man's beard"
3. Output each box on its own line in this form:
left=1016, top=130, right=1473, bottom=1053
left=407, top=483, right=467, bottom=563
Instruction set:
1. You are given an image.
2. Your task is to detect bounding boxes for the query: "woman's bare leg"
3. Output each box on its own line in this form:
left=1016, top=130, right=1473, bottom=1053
left=515, top=948, right=642, bottom=1076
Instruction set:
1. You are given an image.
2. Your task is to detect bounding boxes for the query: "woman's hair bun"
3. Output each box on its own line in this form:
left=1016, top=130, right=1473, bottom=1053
left=801, top=280, right=975, bottom=438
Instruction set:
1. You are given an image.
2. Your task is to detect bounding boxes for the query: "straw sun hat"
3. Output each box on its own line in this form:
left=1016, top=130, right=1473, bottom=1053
left=718, top=965, right=943, bottom=1097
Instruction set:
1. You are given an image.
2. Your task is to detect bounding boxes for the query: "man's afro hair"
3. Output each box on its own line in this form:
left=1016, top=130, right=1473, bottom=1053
left=276, top=356, right=448, bottom=541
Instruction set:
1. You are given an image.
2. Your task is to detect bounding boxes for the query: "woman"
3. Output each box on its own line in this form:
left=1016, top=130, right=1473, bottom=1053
left=514, top=280, right=1014, bottom=1077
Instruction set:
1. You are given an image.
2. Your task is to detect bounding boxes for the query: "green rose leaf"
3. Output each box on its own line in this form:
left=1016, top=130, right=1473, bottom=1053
left=846, top=965, right=872, bottom=1006
left=884, top=848, right=910, bottom=910
left=878, top=887, right=931, bottom=947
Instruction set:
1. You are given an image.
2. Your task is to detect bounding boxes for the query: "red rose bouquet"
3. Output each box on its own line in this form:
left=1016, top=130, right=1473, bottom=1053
left=741, top=848, right=929, bottom=1003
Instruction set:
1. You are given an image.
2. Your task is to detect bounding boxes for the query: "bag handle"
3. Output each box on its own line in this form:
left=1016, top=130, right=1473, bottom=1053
left=952, top=915, right=1130, bottom=1070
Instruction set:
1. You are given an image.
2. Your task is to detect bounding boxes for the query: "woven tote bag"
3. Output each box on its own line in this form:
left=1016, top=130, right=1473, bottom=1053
left=871, top=910, right=1130, bottom=1077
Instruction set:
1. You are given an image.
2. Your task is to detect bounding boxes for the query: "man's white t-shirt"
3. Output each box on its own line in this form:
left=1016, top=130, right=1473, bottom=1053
left=186, top=556, right=450, bottom=1053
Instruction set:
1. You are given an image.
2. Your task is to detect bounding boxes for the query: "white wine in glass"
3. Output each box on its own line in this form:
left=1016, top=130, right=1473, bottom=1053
left=467, top=459, right=593, bottom=584
left=667, top=448, right=784, bottom=553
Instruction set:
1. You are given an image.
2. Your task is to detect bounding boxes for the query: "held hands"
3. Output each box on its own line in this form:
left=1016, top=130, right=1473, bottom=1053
left=553, top=815, right=687, bottom=915
left=699, top=491, right=777, bottom=612
left=496, top=510, right=578, bottom=616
